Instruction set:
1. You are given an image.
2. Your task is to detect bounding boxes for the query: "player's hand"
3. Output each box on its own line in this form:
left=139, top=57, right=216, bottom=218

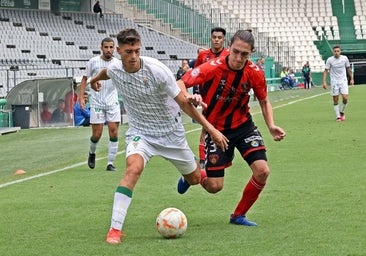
left=186, top=94, right=207, bottom=109
left=79, top=97, right=86, bottom=110
left=322, top=83, right=328, bottom=90
left=209, top=129, right=229, bottom=152
left=269, top=126, right=286, bottom=142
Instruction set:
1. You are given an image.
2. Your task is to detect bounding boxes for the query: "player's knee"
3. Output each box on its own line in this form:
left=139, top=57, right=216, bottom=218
left=205, top=183, right=223, bottom=194
left=90, top=136, right=100, bottom=143
left=253, top=167, right=270, bottom=184
left=204, top=178, right=223, bottom=193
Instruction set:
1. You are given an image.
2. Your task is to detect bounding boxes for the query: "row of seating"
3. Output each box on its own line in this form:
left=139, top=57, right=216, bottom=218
left=0, top=8, right=196, bottom=95
left=181, top=0, right=365, bottom=71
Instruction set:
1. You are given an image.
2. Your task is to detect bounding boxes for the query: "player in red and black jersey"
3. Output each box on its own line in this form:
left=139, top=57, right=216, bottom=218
left=178, top=29, right=286, bottom=226
left=194, top=27, right=230, bottom=68
left=194, top=27, right=230, bottom=169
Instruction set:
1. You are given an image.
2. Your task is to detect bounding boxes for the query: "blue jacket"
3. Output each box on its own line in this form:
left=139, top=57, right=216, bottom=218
left=74, top=101, right=90, bottom=126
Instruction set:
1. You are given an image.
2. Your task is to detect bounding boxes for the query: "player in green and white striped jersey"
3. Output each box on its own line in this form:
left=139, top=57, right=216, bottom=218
left=88, top=28, right=229, bottom=244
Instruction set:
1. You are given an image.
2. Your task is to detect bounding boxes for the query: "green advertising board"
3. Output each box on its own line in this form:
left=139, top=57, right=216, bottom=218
left=0, top=0, right=39, bottom=9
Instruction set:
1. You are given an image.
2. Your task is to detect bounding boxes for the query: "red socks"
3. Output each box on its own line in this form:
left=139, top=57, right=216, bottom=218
left=200, top=169, right=207, bottom=188
left=233, top=176, right=265, bottom=217
left=199, top=142, right=205, bottom=162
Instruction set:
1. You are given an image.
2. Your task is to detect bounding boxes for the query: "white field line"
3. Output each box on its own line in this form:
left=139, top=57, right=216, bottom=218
left=0, top=92, right=327, bottom=189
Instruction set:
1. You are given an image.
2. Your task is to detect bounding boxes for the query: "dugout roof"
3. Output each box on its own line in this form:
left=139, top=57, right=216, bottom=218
left=4, top=77, right=76, bottom=128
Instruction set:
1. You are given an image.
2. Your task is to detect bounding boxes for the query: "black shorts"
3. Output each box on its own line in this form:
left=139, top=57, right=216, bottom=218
left=205, top=119, right=267, bottom=177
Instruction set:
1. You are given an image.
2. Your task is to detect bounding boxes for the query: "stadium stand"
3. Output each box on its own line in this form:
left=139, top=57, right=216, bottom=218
left=124, top=0, right=365, bottom=81
left=0, top=7, right=199, bottom=96
left=1, top=0, right=366, bottom=97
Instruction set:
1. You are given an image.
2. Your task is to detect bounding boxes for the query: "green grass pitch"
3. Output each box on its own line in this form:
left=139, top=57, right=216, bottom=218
left=0, top=85, right=365, bottom=256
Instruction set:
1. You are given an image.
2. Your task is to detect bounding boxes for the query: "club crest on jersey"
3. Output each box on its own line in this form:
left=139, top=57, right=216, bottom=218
left=251, top=141, right=259, bottom=147
left=132, top=136, right=141, bottom=148
left=209, top=154, right=219, bottom=164
left=143, top=77, right=149, bottom=86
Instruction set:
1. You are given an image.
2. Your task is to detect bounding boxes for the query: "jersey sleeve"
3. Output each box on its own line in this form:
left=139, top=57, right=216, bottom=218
left=84, top=59, right=93, bottom=78
left=250, top=64, right=267, bottom=100
left=344, top=56, right=351, bottom=68
left=194, top=52, right=204, bottom=68
left=106, top=60, right=121, bottom=78
left=181, top=65, right=210, bottom=89
left=152, top=58, right=181, bottom=99
left=165, top=71, right=181, bottom=99
left=324, top=58, right=331, bottom=70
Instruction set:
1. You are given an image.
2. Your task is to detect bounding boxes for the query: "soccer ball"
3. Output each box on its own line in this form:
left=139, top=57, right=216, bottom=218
left=156, top=207, right=188, bottom=239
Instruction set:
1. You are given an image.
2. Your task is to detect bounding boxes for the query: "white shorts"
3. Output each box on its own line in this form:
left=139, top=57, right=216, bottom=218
left=90, top=104, right=121, bottom=124
left=330, top=80, right=348, bottom=96
left=125, top=126, right=197, bottom=175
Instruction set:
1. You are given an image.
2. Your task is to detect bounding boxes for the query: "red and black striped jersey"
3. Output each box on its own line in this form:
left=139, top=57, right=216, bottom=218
left=182, top=56, right=267, bottom=132
left=194, top=48, right=230, bottom=68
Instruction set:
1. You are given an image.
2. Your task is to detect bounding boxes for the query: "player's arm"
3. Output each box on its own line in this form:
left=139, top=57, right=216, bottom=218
left=174, top=89, right=228, bottom=151
left=258, top=97, right=286, bottom=142
left=322, top=69, right=329, bottom=89
left=346, top=67, right=354, bottom=85
left=194, top=53, right=202, bottom=68
left=79, top=76, right=88, bottom=109
left=88, top=68, right=109, bottom=91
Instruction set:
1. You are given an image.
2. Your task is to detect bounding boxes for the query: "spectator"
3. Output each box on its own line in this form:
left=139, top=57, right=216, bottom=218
left=40, top=101, right=52, bottom=125
left=256, top=57, right=265, bottom=73
left=253, top=57, right=266, bottom=100
left=93, top=1, right=103, bottom=17
left=189, top=48, right=206, bottom=105
left=64, top=80, right=78, bottom=124
left=280, top=67, right=295, bottom=89
left=188, top=48, right=206, bottom=69
left=51, top=99, right=67, bottom=124
left=287, top=68, right=297, bottom=88
left=302, top=61, right=311, bottom=89
left=176, top=59, right=189, bottom=80
left=74, top=93, right=90, bottom=126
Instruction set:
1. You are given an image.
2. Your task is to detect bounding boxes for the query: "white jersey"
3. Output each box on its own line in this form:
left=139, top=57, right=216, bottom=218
left=84, top=56, right=120, bottom=109
left=325, top=55, right=350, bottom=85
left=107, top=56, right=182, bottom=137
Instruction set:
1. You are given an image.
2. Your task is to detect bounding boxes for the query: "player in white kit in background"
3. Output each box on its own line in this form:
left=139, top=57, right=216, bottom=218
left=79, top=37, right=121, bottom=171
left=323, top=45, right=354, bottom=122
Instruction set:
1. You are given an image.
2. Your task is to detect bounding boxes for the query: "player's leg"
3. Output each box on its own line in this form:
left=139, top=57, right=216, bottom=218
left=230, top=127, right=267, bottom=226
left=339, top=82, right=349, bottom=121
left=198, top=128, right=206, bottom=169
left=105, top=105, right=121, bottom=171
left=231, top=156, right=268, bottom=227
left=88, top=108, right=105, bottom=168
left=106, top=136, right=150, bottom=244
left=179, top=133, right=229, bottom=194
left=330, top=83, right=341, bottom=121
left=340, top=94, right=348, bottom=121
left=88, top=123, right=103, bottom=168
left=155, top=127, right=201, bottom=193
left=333, top=95, right=341, bottom=121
